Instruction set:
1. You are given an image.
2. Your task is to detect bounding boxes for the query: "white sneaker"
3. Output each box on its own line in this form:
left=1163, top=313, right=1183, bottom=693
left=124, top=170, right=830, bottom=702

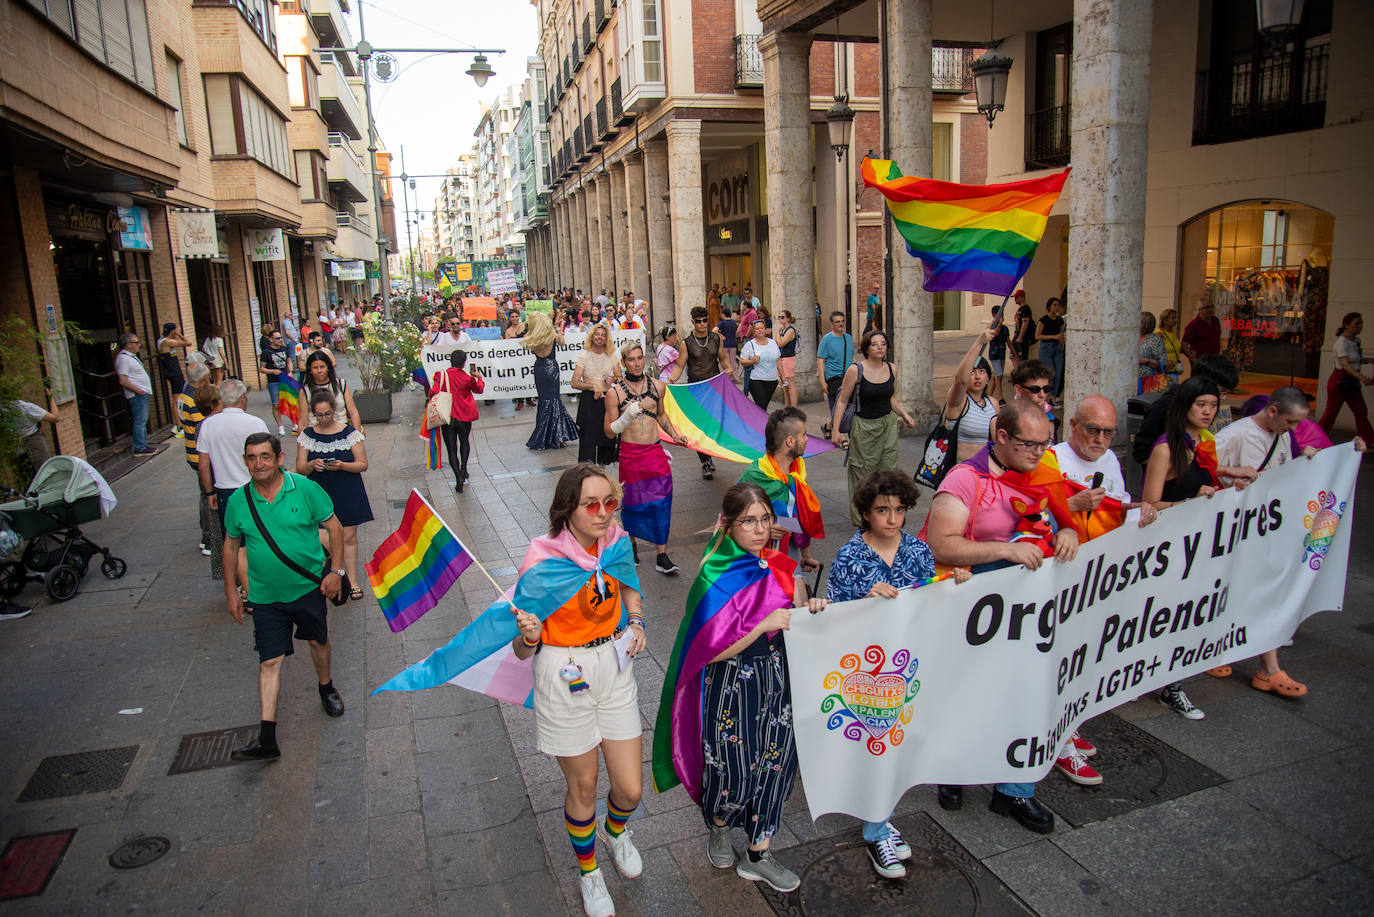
left=597, top=826, right=643, bottom=879
left=578, top=868, right=615, bottom=917
left=278, top=425, right=286, bottom=436
left=867, top=835, right=907, bottom=879
left=199, top=546, right=212, bottom=557
left=885, top=822, right=912, bottom=860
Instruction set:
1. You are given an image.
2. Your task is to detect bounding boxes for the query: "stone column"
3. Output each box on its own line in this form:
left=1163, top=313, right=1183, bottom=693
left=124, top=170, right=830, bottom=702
left=608, top=161, right=631, bottom=298
left=558, top=199, right=573, bottom=290
left=665, top=120, right=706, bottom=332
left=583, top=179, right=600, bottom=293
left=574, top=188, right=593, bottom=295
left=644, top=140, right=675, bottom=330
left=886, top=0, right=937, bottom=423
left=1066, top=0, right=1151, bottom=424
left=762, top=31, right=821, bottom=403
left=624, top=151, right=652, bottom=304
left=596, top=172, right=616, bottom=295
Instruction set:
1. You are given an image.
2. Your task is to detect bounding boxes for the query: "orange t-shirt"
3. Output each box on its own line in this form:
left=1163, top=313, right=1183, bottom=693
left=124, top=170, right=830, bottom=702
left=540, top=546, right=623, bottom=647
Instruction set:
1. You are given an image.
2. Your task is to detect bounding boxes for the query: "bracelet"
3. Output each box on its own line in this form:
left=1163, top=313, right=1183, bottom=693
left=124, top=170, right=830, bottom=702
left=628, top=615, right=644, bottom=629
left=521, top=634, right=540, bottom=648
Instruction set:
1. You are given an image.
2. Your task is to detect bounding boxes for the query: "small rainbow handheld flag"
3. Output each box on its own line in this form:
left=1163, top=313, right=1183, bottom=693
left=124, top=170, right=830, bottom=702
left=365, top=490, right=472, bottom=632
left=862, top=158, right=1070, bottom=297
left=277, top=372, right=301, bottom=426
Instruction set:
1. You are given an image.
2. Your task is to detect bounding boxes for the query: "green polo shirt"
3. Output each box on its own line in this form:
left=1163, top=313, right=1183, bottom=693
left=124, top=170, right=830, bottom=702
left=224, top=472, right=335, bottom=604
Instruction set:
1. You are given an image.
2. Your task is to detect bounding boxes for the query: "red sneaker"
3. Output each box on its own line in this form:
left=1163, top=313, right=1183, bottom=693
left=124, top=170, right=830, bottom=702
left=1070, top=731, right=1097, bottom=758
left=1055, top=749, right=1103, bottom=786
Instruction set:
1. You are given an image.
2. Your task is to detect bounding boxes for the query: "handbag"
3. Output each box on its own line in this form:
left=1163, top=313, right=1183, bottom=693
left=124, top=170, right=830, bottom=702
left=425, top=371, right=453, bottom=427
left=838, top=362, right=864, bottom=435
left=241, top=483, right=349, bottom=606
left=914, top=399, right=967, bottom=490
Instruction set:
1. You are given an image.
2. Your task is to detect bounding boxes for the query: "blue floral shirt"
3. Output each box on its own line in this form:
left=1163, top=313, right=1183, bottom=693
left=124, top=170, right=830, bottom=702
left=826, top=531, right=936, bottom=601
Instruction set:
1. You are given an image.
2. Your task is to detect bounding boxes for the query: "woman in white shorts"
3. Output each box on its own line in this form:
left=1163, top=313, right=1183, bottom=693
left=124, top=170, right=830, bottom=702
left=512, top=464, right=647, bottom=917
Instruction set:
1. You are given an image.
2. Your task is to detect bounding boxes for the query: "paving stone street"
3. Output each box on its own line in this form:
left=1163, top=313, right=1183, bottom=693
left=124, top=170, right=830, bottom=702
left=1, top=344, right=1372, bottom=916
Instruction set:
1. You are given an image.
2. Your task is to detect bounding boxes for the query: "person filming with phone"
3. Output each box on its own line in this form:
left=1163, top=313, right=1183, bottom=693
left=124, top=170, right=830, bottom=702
left=295, top=389, right=373, bottom=602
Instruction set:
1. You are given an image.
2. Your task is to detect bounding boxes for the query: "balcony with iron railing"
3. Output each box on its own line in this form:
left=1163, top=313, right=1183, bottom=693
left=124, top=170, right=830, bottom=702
left=596, top=0, right=609, bottom=30
left=326, top=131, right=369, bottom=201
left=610, top=78, right=634, bottom=125
left=596, top=97, right=614, bottom=140
left=1192, top=40, right=1329, bottom=145
left=734, top=35, right=763, bottom=89
left=584, top=113, right=599, bottom=153
left=932, top=47, right=974, bottom=93
left=583, top=15, right=594, bottom=53
left=575, top=125, right=587, bottom=160
left=1024, top=105, right=1070, bottom=171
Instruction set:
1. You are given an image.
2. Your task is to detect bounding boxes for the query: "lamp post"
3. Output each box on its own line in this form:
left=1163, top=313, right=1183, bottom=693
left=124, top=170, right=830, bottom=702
left=318, top=0, right=504, bottom=319
left=825, top=94, right=855, bottom=161
left=972, top=49, right=1013, bottom=127
left=1255, top=0, right=1305, bottom=36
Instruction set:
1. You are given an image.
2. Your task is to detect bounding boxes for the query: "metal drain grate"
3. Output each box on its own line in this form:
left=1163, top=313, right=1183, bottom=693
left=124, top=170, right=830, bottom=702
left=17, top=747, right=138, bottom=802
left=108, top=836, right=170, bottom=869
left=0, top=830, right=76, bottom=900
left=168, top=725, right=260, bottom=775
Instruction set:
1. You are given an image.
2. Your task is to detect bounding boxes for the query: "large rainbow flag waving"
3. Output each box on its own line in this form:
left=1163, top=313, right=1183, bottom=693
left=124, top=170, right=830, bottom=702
left=365, top=490, right=473, bottom=632
left=862, top=158, right=1070, bottom=297
left=372, top=525, right=641, bottom=708
left=276, top=372, right=302, bottom=427
left=652, top=536, right=796, bottom=801
left=660, top=375, right=836, bottom=464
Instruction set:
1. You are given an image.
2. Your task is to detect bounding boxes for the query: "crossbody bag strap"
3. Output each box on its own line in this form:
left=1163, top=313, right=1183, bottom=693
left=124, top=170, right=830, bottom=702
left=1256, top=432, right=1282, bottom=472
left=242, top=482, right=323, bottom=585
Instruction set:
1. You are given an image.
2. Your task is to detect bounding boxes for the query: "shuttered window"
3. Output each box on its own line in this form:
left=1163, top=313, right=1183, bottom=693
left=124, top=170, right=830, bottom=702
left=25, top=0, right=155, bottom=92
left=203, top=74, right=294, bottom=180
left=204, top=74, right=237, bottom=155
left=166, top=52, right=188, bottom=146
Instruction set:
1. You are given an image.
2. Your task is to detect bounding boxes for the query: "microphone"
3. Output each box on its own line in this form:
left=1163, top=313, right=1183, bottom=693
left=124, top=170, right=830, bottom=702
left=1091, top=472, right=1104, bottom=489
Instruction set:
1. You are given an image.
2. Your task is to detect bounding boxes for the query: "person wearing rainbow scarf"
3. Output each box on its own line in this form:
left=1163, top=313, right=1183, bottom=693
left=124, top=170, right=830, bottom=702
left=738, top=407, right=824, bottom=571
left=653, top=483, right=827, bottom=894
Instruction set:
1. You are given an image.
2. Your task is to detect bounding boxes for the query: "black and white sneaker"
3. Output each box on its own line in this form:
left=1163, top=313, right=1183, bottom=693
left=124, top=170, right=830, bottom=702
left=867, top=835, right=907, bottom=879
left=702, top=460, right=714, bottom=481
left=1159, top=684, right=1205, bottom=720
left=0, top=601, right=32, bottom=621
left=655, top=553, right=679, bottom=575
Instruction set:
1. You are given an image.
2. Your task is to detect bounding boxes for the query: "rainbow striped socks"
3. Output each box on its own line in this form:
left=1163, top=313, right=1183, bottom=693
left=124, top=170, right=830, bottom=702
left=566, top=809, right=597, bottom=874
left=604, top=795, right=633, bottom=838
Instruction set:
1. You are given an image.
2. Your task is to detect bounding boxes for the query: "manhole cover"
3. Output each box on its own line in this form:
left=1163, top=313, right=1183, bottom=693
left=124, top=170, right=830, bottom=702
left=108, top=836, right=170, bottom=869
left=17, top=747, right=138, bottom=802
left=168, top=725, right=260, bottom=775
left=756, top=812, right=1034, bottom=916
left=1031, top=712, right=1225, bottom=827
left=0, top=830, right=76, bottom=900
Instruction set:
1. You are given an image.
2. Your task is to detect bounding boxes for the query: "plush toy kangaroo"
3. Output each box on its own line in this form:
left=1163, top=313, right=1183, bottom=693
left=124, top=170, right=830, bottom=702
left=1009, top=495, right=1056, bottom=557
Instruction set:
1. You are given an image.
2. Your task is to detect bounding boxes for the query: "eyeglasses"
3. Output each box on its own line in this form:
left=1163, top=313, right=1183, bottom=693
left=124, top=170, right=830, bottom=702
left=1011, top=438, right=1053, bottom=452
left=1082, top=424, right=1117, bottom=438
left=1019, top=384, right=1051, bottom=394
left=313, top=410, right=334, bottom=419
left=578, top=497, right=620, bottom=515
left=732, top=514, right=775, bottom=529
left=693, top=318, right=708, bottom=324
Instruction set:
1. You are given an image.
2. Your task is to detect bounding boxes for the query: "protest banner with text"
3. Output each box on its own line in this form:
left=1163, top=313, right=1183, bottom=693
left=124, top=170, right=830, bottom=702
left=784, top=447, right=1359, bottom=822
left=421, top=329, right=647, bottom=399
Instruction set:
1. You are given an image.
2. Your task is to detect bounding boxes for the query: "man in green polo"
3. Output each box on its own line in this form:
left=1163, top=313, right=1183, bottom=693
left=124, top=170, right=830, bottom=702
left=223, top=432, right=345, bottom=761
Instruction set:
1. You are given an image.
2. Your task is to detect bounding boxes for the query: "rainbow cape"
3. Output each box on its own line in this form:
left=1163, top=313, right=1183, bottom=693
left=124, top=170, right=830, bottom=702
left=862, top=158, right=1070, bottom=296
left=365, top=490, right=473, bottom=632
left=660, top=374, right=836, bottom=464
left=652, top=536, right=796, bottom=802
left=1005, top=450, right=1128, bottom=543
left=276, top=372, right=301, bottom=426
left=372, top=525, right=640, bottom=708
left=738, top=453, right=825, bottom=546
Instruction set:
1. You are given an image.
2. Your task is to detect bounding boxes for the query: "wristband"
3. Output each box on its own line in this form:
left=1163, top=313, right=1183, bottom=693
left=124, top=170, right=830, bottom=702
left=521, top=634, right=540, bottom=648
left=628, top=614, right=644, bottom=629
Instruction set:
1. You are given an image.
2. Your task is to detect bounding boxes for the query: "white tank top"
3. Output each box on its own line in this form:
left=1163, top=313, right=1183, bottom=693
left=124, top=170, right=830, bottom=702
left=956, top=393, right=997, bottom=445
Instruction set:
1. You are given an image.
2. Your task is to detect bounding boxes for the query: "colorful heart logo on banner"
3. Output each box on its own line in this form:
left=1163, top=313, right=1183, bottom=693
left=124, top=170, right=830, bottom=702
left=821, top=645, right=920, bottom=756
left=1303, top=489, right=1346, bottom=571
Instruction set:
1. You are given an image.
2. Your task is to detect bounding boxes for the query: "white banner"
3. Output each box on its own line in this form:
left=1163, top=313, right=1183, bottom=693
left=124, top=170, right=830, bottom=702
left=487, top=268, right=518, bottom=294
left=246, top=227, right=286, bottom=262
left=785, top=447, right=1359, bottom=823
left=422, top=329, right=646, bottom=399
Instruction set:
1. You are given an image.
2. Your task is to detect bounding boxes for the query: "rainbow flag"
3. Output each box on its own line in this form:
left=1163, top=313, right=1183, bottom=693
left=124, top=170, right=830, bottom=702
left=739, top=453, right=825, bottom=546
left=276, top=372, right=301, bottom=426
left=372, top=525, right=640, bottom=707
left=652, top=536, right=796, bottom=801
left=365, top=491, right=472, bottom=632
left=862, top=158, right=1070, bottom=296
left=660, top=374, right=836, bottom=464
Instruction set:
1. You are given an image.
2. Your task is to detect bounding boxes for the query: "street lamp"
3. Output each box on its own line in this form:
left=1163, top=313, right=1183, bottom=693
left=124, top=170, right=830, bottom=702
left=972, top=49, right=1013, bottom=127
left=1255, top=0, right=1305, bottom=36
left=466, top=54, right=495, bottom=88
left=825, top=94, right=856, bottom=161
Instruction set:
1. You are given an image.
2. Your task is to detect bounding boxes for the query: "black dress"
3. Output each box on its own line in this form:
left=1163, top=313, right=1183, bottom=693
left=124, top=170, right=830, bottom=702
left=576, top=390, right=617, bottom=464
left=526, top=352, right=579, bottom=450
left=300, top=425, right=374, bottom=526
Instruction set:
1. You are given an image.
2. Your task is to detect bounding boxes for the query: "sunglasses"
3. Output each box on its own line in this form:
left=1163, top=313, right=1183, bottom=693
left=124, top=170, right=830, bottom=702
left=1019, top=384, right=1052, bottom=394
left=579, top=498, right=620, bottom=515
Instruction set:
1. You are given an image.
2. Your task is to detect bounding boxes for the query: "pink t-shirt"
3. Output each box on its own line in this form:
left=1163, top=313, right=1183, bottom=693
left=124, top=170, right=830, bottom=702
left=933, top=461, right=1023, bottom=543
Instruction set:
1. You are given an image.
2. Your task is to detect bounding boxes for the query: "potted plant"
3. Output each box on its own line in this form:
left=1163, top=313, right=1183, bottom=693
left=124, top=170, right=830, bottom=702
left=350, top=313, right=422, bottom=424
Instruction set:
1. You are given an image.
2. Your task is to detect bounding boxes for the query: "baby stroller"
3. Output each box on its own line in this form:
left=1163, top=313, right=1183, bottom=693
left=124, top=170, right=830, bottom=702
left=0, top=456, right=127, bottom=602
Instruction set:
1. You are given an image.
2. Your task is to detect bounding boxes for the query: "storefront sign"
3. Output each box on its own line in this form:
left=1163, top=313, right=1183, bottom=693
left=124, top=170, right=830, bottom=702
left=177, top=210, right=220, bottom=259
left=708, top=219, right=751, bottom=248
left=246, top=228, right=286, bottom=262
left=43, top=332, right=76, bottom=405
left=366, top=263, right=381, bottom=280
left=249, top=296, right=262, bottom=343
left=47, top=201, right=126, bottom=240
left=704, top=155, right=753, bottom=226
left=117, top=206, right=152, bottom=251
left=335, top=260, right=366, bottom=281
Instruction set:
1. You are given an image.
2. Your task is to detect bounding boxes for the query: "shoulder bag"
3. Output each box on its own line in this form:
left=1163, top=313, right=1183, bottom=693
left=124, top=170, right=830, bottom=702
left=914, top=398, right=968, bottom=490
left=838, top=362, right=865, bottom=435
left=241, top=481, right=349, bottom=606
left=426, top=371, right=453, bottom=427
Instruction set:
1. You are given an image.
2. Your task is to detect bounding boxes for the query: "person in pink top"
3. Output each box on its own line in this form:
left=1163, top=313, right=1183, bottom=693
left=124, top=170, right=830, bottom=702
left=431, top=350, right=485, bottom=492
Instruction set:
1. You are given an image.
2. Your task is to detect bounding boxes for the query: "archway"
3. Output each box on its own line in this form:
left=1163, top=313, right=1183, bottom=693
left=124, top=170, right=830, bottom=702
left=1177, top=200, right=1333, bottom=395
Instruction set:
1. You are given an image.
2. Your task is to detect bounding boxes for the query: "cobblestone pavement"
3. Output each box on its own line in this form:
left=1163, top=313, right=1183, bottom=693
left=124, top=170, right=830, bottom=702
left=1, top=344, right=1372, bottom=916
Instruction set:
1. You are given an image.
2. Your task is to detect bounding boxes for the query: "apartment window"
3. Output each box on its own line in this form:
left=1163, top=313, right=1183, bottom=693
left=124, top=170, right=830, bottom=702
left=23, top=0, right=156, bottom=93
left=1025, top=22, right=1071, bottom=170
left=203, top=74, right=295, bottom=179
left=166, top=52, right=188, bottom=145
left=641, top=0, right=662, bottom=83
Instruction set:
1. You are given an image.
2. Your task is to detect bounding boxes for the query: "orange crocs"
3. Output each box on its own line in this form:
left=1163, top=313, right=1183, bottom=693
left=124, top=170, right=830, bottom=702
left=1206, top=665, right=1233, bottom=678
left=1252, top=669, right=1307, bottom=697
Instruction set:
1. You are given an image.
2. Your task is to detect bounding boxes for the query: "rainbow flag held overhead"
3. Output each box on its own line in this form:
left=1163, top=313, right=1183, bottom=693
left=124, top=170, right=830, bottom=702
left=660, top=375, right=836, bottom=464
left=276, top=372, right=302, bottom=427
left=365, top=490, right=473, bottom=632
left=862, top=158, right=1070, bottom=297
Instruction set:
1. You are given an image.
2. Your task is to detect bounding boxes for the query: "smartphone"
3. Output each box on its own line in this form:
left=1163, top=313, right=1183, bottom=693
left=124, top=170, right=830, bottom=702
left=324, top=458, right=341, bottom=466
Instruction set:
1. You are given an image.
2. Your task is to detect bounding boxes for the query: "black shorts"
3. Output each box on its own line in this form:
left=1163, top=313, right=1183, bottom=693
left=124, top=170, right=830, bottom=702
left=250, top=588, right=328, bottom=662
